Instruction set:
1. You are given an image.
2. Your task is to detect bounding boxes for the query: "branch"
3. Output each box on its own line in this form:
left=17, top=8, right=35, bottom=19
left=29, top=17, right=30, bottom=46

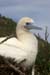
left=4, top=58, right=26, bottom=75
left=0, top=34, right=16, bottom=44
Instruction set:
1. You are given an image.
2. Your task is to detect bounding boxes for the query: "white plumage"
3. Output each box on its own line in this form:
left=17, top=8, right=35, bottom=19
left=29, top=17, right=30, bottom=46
left=0, top=17, right=41, bottom=75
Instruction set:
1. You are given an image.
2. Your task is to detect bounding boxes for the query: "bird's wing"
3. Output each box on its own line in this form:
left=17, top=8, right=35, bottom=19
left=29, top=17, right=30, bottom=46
left=0, top=37, right=27, bottom=63
left=0, top=37, right=23, bottom=48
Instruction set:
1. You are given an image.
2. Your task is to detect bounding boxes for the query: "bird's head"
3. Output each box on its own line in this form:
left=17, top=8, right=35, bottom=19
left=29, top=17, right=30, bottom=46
left=17, top=17, right=42, bottom=31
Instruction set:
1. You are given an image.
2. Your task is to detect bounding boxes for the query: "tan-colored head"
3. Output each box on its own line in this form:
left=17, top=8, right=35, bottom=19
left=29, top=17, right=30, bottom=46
left=17, top=17, right=42, bottom=31
left=16, top=17, right=42, bottom=38
left=17, top=17, right=34, bottom=32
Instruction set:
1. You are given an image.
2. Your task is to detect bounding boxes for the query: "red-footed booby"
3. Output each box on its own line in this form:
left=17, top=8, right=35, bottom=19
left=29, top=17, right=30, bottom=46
left=0, top=17, right=42, bottom=75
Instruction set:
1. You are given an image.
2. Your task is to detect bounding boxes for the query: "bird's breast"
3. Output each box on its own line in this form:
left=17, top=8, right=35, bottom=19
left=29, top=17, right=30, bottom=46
left=20, top=34, right=38, bottom=66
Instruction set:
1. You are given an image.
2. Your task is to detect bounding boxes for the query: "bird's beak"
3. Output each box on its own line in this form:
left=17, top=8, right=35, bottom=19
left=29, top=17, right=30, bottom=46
left=25, top=23, right=42, bottom=30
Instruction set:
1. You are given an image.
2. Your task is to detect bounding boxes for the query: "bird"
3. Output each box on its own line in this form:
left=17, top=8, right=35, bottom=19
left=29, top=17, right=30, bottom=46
left=0, top=17, right=42, bottom=75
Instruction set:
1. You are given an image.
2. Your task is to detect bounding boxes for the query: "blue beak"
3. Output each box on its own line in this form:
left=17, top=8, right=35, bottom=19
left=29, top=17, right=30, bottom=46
left=25, top=23, right=42, bottom=30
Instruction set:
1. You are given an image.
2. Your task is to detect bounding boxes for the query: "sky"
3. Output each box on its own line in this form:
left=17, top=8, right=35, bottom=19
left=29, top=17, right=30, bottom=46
left=0, top=0, right=50, bottom=42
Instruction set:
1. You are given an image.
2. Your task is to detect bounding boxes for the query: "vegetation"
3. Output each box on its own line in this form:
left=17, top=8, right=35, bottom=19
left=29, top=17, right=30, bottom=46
left=0, top=14, right=16, bottom=37
left=35, top=35, right=50, bottom=75
left=0, top=15, right=50, bottom=75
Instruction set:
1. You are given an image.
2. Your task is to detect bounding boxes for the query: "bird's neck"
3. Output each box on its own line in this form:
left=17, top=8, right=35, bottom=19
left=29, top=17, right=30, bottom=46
left=16, top=29, right=32, bottom=41
left=16, top=29, right=38, bottom=58
left=16, top=29, right=37, bottom=49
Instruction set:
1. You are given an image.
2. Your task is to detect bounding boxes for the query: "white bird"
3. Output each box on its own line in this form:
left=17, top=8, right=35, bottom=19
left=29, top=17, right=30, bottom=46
left=0, top=17, right=42, bottom=75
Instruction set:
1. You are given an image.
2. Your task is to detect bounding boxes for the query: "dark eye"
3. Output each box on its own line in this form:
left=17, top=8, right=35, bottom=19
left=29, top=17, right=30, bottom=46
left=26, top=22, right=30, bottom=25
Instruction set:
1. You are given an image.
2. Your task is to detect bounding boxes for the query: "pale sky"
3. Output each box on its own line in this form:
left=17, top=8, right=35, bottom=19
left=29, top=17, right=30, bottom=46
left=0, top=0, right=50, bottom=42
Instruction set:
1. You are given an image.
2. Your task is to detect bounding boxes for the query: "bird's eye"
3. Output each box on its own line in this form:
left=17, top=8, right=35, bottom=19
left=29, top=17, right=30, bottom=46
left=26, top=22, right=30, bottom=25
